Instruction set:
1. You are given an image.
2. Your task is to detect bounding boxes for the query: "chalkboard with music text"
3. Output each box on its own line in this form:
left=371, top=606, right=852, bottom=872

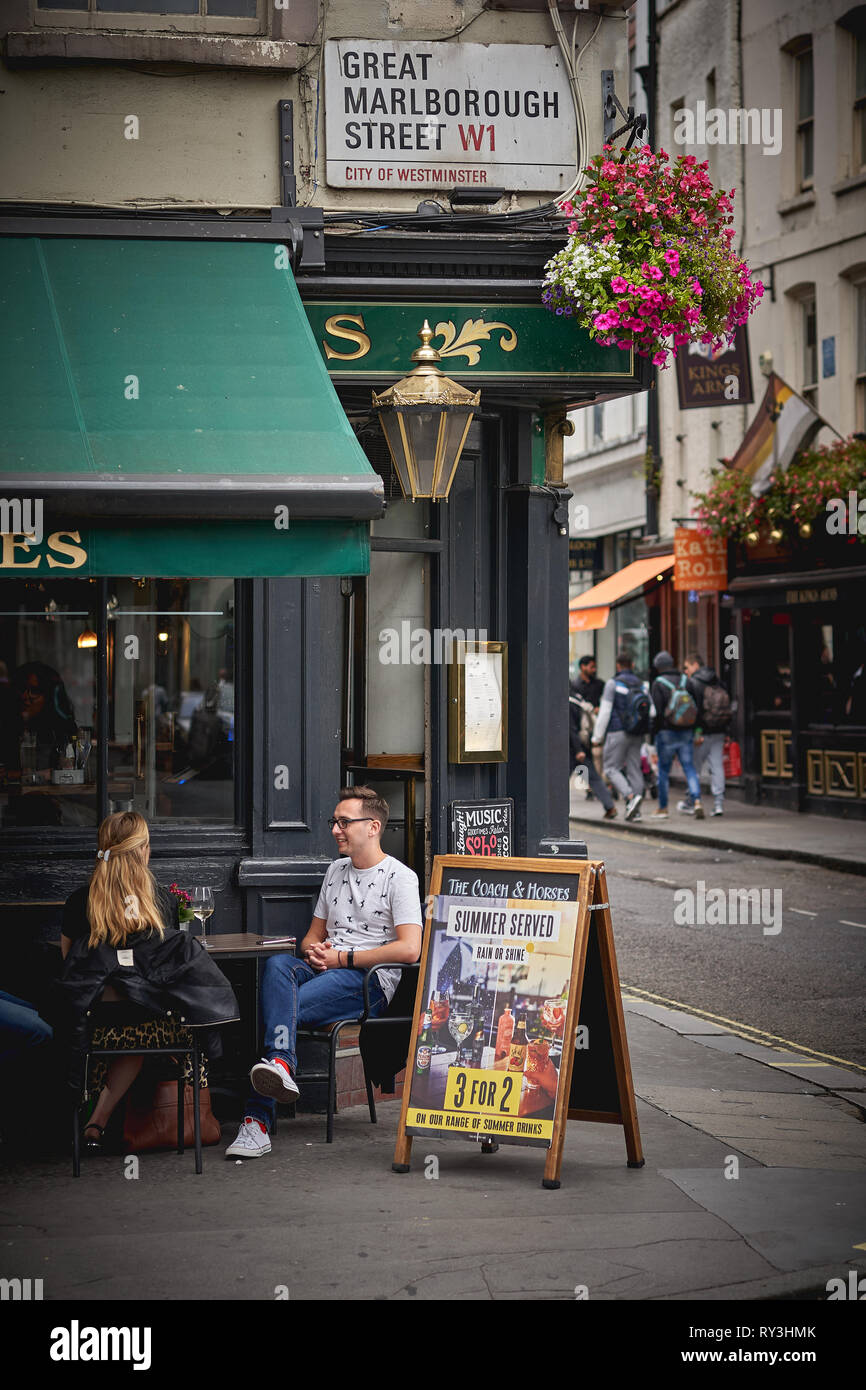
left=449, top=799, right=514, bottom=857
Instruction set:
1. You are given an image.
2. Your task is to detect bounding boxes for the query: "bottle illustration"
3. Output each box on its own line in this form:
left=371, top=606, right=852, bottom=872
left=470, top=1021, right=486, bottom=1069
left=507, top=1015, right=528, bottom=1072
left=415, top=1008, right=434, bottom=1076
left=496, top=1005, right=514, bottom=1059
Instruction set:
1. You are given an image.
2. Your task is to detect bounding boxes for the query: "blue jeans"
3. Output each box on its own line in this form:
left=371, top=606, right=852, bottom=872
left=0, top=989, right=53, bottom=1065
left=244, top=955, right=387, bottom=1131
left=656, top=728, right=701, bottom=810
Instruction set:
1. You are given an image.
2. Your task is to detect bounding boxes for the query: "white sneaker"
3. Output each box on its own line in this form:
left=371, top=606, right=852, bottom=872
left=712, top=804, right=724, bottom=817
left=250, top=1057, right=300, bottom=1104
left=225, top=1117, right=271, bottom=1158
left=676, top=799, right=695, bottom=814
left=625, top=793, right=644, bottom=821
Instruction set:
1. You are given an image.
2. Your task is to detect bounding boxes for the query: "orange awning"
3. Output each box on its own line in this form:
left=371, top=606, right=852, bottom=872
left=568, top=554, right=674, bottom=632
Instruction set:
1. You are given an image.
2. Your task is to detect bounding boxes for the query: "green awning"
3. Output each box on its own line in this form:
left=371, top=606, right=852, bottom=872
left=0, top=237, right=383, bottom=576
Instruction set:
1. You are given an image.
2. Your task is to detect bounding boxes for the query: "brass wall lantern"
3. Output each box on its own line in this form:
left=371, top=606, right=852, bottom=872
left=372, top=321, right=480, bottom=501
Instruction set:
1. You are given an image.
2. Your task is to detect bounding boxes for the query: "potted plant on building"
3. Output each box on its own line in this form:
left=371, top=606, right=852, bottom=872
left=692, top=436, right=866, bottom=548
left=542, top=145, right=764, bottom=368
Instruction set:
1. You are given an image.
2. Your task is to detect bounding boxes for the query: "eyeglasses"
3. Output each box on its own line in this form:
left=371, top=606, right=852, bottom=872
left=328, top=816, right=375, bottom=831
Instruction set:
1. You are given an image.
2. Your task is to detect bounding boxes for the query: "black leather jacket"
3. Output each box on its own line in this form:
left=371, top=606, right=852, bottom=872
left=52, top=927, right=240, bottom=1098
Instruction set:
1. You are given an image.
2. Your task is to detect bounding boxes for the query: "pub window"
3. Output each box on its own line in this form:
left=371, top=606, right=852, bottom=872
left=0, top=576, right=236, bottom=831
left=0, top=578, right=97, bottom=830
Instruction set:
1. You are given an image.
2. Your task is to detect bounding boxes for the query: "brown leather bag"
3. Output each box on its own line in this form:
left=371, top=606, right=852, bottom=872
left=123, top=1079, right=221, bottom=1151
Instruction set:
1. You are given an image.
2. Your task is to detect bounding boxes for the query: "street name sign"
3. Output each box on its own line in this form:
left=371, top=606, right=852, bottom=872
left=325, top=40, right=575, bottom=192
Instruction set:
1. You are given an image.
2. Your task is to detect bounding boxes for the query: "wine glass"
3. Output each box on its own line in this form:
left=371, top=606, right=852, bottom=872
left=447, top=998, right=474, bottom=1055
left=191, top=887, right=214, bottom=938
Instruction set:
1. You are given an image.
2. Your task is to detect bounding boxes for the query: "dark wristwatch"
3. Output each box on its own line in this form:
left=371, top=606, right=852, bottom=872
left=347, top=949, right=355, bottom=969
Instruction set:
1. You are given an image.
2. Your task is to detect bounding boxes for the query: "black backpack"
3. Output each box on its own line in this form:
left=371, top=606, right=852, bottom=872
left=618, top=680, right=651, bottom=735
left=701, top=681, right=732, bottom=731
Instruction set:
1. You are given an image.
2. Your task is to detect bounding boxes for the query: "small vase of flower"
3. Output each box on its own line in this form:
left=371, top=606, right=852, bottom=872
left=169, top=882, right=195, bottom=931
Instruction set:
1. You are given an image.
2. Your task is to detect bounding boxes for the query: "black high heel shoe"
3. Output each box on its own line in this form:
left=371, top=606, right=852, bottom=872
left=83, top=1122, right=106, bottom=1153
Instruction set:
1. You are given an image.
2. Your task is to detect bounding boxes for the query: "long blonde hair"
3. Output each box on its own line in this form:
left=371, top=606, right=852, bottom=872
left=87, top=812, right=166, bottom=948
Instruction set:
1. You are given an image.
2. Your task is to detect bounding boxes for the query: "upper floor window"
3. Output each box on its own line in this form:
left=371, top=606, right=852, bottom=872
left=794, top=42, right=815, bottom=189
left=801, top=291, right=818, bottom=403
left=34, top=0, right=262, bottom=31
left=841, top=7, right=866, bottom=171
left=856, top=279, right=866, bottom=429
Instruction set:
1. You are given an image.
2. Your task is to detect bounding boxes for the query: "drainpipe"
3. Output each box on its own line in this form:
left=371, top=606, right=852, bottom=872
left=644, top=0, right=660, bottom=539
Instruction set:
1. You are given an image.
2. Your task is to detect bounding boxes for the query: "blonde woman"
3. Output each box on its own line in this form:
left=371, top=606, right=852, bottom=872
left=58, top=812, right=237, bottom=1152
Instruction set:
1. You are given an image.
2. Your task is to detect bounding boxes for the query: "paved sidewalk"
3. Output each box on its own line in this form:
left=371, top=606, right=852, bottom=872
left=569, top=786, right=866, bottom=875
left=2, top=997, right=864, bottom=1301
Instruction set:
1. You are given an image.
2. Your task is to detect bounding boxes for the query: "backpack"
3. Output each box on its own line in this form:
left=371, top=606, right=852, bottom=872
left=700, top=681, right=732, bottom=732
left=658, top=674, right=698, bottom=728
left=617, top=680, right=651, bottom=735
left=569, top=693, right=595, bottom=745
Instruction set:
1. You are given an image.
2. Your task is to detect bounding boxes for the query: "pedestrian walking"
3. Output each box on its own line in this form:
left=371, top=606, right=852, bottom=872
left=569, top=681, right=617, bottom=819
left=591, top=652, right=649, bottom=821
left=648, top=650, right=703, bottom=820
left=572, top=653, right=604, bottom=709
left=680, top=653, right=732, bottom=817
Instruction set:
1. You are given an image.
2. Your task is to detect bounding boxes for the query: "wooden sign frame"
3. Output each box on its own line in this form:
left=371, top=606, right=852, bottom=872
left=447, top=640, right=508, bottom=764
left=392, top=856, right=643, bottom=1188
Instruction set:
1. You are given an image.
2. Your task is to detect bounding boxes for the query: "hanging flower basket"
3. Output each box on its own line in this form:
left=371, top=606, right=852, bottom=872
left=542, top=146, right=764, bottom=368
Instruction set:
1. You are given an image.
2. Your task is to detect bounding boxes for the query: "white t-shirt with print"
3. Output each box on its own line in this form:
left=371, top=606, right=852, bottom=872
left=313, top=854, right=423, bottom=1003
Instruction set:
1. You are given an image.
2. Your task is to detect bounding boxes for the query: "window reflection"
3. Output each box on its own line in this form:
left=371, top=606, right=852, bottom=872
left=0, top=576, right=236, bottom=830
left=107, top=579, right=235, bottom=824
left=0, top=580, right=97, bottom=827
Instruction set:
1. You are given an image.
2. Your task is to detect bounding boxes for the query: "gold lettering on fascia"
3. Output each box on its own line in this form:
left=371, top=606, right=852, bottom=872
left=0, top=530, right=87, bottom=571
left=323, top=314, right=372, bottom=361
left=321, top=312, right=519, bottom=366
left=786, top=587, right=838, bottom=604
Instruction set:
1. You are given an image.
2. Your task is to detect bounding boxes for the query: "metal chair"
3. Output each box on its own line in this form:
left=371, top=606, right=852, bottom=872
left=72, top=1006, right=205, bottom=1176
left=293, top=961, right=419, bottom=1143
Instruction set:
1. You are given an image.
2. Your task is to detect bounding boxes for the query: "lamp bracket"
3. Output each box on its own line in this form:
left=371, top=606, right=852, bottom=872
left=601, top=69, right=648, bottom=154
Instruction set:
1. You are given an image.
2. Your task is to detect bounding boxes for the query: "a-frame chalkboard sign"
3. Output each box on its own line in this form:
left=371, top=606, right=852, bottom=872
left=392, top=856, right=643, bottom=1188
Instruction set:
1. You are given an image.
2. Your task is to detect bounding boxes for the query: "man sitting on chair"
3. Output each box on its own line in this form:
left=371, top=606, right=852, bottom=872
left=226, top=786, right=423, bottom=1158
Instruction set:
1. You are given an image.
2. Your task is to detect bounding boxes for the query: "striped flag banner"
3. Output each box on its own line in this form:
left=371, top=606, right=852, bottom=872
left=730, top=373, right=827, bottom=497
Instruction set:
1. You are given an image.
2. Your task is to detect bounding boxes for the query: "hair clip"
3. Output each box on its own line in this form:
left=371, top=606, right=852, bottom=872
left=97, top=848, right=110, bottom=861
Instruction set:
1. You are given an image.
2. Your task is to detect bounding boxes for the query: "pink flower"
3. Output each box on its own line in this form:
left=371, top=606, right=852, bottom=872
left=610, top=275, right=629, bottom=294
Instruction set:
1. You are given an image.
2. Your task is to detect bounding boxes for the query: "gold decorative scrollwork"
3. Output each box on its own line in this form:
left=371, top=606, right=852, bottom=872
left=433, top=318, right=518, bottom=366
